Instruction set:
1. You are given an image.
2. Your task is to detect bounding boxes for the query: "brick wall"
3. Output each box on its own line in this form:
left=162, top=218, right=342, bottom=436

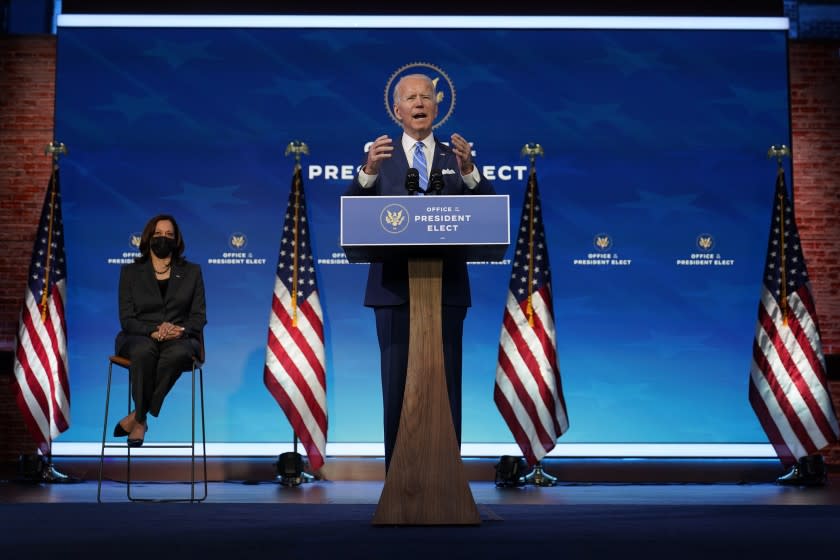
left=0, top=35, right=838, bottom=466
left=0, top=34, right=55, bottom=461
left=789, top=40, right=840, bottom=464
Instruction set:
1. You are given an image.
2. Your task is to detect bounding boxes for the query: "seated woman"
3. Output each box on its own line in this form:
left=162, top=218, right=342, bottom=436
left=113, top=214, right=207, bottom=447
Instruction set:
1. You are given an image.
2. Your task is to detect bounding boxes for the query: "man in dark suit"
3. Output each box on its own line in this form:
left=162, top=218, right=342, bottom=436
left=344, top=74, right=495, bottom=470
left=114, top=214, right=206, bottom=446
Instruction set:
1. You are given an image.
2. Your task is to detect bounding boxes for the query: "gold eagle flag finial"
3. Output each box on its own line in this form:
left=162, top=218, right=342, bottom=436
left=767, top=144, right=790, bottom=174
left=44, top=141, right=68, bottom=169
left=285, top=140, right=310, bottom=171
left=521, top=143, right=544, bottom=166
left=44, top=141, right=68, bottom=157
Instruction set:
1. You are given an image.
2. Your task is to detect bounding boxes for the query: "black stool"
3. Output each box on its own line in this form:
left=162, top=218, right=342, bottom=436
left=97, top=343, right=207, bottom=503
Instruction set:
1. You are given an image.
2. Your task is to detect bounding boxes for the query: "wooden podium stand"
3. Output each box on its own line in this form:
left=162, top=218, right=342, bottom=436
left=372, top=258, right=480, bottom=525
left=340, top=194, right=510, bottom=526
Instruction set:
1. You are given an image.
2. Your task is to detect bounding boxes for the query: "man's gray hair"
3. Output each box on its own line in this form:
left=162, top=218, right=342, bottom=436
left=393, top=74, right=436, bottom=105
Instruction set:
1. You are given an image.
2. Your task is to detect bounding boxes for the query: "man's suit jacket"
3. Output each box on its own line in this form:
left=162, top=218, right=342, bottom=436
left=345, top=137, right=495, bottom=308
left=116, top=259, right=207, bottom=351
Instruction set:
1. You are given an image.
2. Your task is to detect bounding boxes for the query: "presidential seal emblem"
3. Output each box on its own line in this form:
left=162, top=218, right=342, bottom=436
left=593, top=233, right=613, bottom=251
left=385, top=62, right=455, bottom=129
left=380, top=203, right=410, bottom=234
left=129, top=232, right=141, bottom=250
left=696, top=234, right=714, bottom=252
left=229, top=232, right=248, bottom=250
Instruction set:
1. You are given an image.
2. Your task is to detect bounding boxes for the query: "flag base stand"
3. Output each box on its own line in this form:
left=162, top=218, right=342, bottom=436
left=40, top=462, right=81, bottom=483
left=525, top=462, right=557, bottom=487
left=274, top=470, right=318, bottom=487
left=273, top=449, right=321, bottom=487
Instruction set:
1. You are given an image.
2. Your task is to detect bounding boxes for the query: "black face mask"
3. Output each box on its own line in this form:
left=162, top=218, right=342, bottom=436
left=150, top=236, right=176, bottom=259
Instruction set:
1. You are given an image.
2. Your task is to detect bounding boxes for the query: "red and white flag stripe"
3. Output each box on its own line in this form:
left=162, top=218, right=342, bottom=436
left=495, top=286, right=568, bottom=464
left=14, top=279, right=70, bottom=453
left=264, top=278, right=327, bottom=470
left=750, top=286, right=839, bottom=466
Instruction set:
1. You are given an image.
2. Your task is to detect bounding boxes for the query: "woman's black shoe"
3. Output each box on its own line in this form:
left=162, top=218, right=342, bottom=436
left=113, top=422, right=130, bottom=437
left=126, top=423, right=147, bottom=447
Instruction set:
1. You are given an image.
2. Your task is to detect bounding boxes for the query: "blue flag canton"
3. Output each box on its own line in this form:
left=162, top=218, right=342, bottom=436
left=275, top=174, right=318, bottom=300
left=28, top=171, right=67, bottom=298
left=764, top=173, right=809, bottom=300
left=509, top=175, right=551, bottom=302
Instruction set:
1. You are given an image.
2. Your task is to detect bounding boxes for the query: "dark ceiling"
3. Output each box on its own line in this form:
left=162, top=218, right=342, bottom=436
left=59, top=1, right=785, bottom=17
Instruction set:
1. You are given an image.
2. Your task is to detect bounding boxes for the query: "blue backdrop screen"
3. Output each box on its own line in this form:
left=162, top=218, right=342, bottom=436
left=54, top=20, right=790, bottom=451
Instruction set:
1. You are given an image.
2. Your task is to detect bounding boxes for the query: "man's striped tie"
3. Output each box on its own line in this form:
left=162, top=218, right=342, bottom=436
left=413, top=141, right=428, bottom=192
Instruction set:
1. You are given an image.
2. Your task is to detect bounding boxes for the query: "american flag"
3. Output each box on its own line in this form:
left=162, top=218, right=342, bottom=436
left=494, top=166, right=569, bottom=466
left=264, top=165, right=327, bottom=470
left=13, top=165, right=71, bottom=455
left=749, top=168, right=839, bottom=467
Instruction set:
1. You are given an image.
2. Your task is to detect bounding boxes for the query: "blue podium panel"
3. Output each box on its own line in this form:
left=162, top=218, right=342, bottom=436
left=340, top=194, right=510, bottom=262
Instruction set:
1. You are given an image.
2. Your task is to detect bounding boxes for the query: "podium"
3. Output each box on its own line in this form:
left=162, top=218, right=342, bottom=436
left=341, top=194, right=509, bottom=525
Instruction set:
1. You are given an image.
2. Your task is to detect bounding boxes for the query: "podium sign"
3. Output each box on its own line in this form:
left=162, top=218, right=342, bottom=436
left=340, top=194, right=509, bottom=262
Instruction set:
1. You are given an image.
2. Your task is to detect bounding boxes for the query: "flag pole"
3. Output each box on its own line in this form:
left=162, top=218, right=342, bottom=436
left=519, top=142, right=558, bottom=488
left=282, top=140, right=316, bottom=484
left=284, top=140, right=309, bottom=327
left=767, top=144, right=791, bottom=327
left=520, top=143, right=543, bottom=328
left=38, top=143, right=66, bottom=321
left=33, top=141, right=78, bottom=484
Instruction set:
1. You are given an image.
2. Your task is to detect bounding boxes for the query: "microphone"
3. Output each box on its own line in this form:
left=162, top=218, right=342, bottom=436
left=428, top=168, right=444, bottom=195
left=405, top=167, right=420, bottom=194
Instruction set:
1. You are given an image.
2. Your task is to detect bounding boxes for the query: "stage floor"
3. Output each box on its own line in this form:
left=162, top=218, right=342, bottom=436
left=4, top=476, right=840, bottom=506
left=1, top=456, right=838, bottom=505
left=3, top=465, right=840, bottom=559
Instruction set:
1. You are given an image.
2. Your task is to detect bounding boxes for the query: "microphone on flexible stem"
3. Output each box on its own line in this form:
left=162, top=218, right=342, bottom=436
left=405, top=167, right=421, bottom=195
left=428, top=168, right=444, bottom=195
